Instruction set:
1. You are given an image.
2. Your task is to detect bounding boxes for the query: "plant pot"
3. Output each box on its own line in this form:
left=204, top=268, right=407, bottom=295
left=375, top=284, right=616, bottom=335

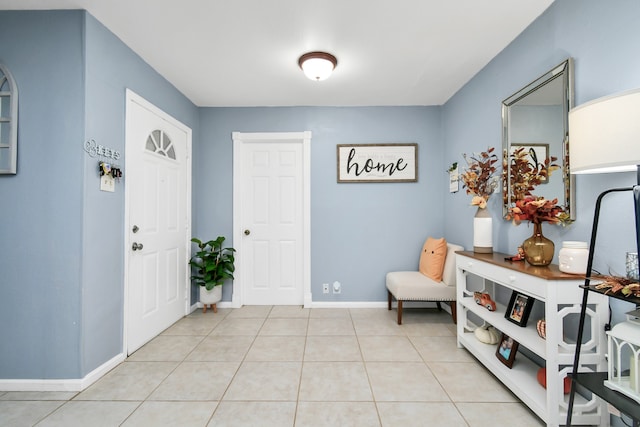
left=199, top=285, right=222, bottom=313
left=522, top=222, right=554, bottom=266
left=473, top=207, right=493, bottom=253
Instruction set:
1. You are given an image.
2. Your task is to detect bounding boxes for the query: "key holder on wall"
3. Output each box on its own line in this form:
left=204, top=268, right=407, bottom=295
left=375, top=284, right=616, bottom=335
left=84, top=139, right=123, bottom=192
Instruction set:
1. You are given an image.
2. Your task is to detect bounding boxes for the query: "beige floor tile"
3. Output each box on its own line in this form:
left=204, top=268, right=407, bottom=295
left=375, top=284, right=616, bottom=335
left=186, top=335, right=255, bottom=361
left=295, top=401, right=380, bottom=427
left=245, top=336, right=306, bottom=361
left=209, top=401, right=296, bottom=427
left=0, top=401, right=63, bottom=427
left=35, top=401, right=139, bottom=427
left=358, top=336, right=422, bottom=362
left=122, top=401, right=217, bottom=427
left=269, top=306, right=310, bottom=318
left=127, top=335, right=204, bottom=361
left=309, top=308, right=351, bottom=318
left=161, top=317, right=219, bottom=336
left=429, top=362, right=518, bottom=402
left=377, top=402, right=468, bottom=427
left=210, top=317, right=265, bottom=336
left=225, top=305, right=273, bottom=319
left=349, top=308, right=396, bottom=319
left=74, top=361, right=177, bottom=401
left=0, top=391, right=77, bottom=401
left=188, top=307, right=232, bottom=320
left=402, top=322, right=456, bottom=337
left=456, top=402, right=544, bottom=426
left=307, top=318, right=355, bottom=335
left=352, top=317, right=405, bottom=336
left=259, top=318, right=308, bottom=335
left=304, top=335, right=362, bottom=361
left=366, top=362, right=449, bottom=402
left=299, top=362, right=373, bottom=401
left=224, top=361, right=301, bottom=401
left=409, top=336, right=474, bottom=362
left=148, top=361, right=239, bottom=400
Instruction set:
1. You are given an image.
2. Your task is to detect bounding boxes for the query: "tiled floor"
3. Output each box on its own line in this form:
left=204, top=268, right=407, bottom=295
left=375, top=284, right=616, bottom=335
left=0, top=307, right=544, bottom=426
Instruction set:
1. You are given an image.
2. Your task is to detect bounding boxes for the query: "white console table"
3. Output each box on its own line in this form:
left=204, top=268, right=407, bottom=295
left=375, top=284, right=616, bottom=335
left=456, top=251, right=608, bottom=427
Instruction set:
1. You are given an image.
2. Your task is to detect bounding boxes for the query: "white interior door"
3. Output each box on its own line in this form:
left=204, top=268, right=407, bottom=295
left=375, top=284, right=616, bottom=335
left=233, top=132, right=311, bottom=307
left=125, top=90, right=191, bottom=354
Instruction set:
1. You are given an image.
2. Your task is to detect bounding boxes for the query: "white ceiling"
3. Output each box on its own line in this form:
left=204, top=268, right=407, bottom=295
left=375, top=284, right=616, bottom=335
left=0, top=0, right=554, bottom=107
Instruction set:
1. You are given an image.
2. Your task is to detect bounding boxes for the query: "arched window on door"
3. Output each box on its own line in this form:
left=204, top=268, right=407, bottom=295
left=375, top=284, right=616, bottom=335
left=0, top=63, right=18, bottom=174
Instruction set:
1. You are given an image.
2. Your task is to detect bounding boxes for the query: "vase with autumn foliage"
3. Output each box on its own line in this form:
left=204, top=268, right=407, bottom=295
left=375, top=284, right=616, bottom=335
left=460, top=147, right=499, bottom=253
left=506, top=196, right=571, bottom=266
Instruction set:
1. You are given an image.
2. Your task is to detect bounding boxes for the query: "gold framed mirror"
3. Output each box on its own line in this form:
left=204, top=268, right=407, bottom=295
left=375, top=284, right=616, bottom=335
left=501, top=59, right=575, bottom=219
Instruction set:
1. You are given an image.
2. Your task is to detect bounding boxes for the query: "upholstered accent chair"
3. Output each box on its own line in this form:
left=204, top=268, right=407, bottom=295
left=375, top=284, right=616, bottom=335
left=386, top=242, right=463, bottom=325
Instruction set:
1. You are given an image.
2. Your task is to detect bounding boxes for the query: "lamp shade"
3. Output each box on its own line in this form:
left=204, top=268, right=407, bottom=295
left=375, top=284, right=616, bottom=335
left=298, top=52, right=337, bottom=81
left=569, top=88, right=640, bottom=174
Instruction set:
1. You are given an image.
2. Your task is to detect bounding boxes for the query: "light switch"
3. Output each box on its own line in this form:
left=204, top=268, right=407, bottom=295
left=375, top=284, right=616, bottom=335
left=100, top=174, right=115, bottom=192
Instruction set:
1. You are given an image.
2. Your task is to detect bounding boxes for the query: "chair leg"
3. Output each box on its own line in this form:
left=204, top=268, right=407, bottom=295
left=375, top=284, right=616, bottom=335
left=397, top=300, right=403, bottom=325
left=387, top=290, right=392, bottom=310
left=436, top=302, right=442, bottom=311
left=450, top=301, right=457, bottom=324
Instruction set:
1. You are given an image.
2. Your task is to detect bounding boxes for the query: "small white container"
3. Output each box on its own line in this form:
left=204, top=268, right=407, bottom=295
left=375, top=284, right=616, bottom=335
left=558, top=241, right=589, bottom=274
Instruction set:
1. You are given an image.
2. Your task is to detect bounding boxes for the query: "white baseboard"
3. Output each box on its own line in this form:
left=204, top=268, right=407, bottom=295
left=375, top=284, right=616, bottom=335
left=0, top=352, right=125, bottom=392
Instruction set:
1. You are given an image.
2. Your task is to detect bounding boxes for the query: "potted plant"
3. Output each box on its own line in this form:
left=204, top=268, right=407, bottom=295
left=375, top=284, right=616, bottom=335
left=189, top=236, right=236, bottom=313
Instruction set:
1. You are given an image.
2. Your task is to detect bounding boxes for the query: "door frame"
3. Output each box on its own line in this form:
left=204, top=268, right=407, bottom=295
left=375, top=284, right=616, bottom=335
left=123, top=89, right=192, bottom=354
left=232, top=131, right=312, bottom=308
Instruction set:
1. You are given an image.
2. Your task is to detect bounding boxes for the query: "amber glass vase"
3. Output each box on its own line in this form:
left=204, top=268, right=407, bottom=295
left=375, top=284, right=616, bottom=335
left=522, top=222, right=555, bottom=266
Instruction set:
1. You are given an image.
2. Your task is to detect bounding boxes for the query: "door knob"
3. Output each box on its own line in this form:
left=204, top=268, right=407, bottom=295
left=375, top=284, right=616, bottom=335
left=132, top=242, right=144, bottom=251
left=244, top=229, right=251, bottom=236
left=132, top=225, right=139, bottom=233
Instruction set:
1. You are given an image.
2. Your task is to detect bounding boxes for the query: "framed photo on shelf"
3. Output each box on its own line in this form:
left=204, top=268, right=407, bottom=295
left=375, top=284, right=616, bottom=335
left=495, top=333, right=519, bottom=368
left=505, top=291, right=535, bottom=327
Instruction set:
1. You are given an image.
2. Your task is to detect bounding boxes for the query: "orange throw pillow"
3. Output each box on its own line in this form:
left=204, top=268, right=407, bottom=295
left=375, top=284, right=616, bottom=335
left=419, top=237, right=447, bottom=282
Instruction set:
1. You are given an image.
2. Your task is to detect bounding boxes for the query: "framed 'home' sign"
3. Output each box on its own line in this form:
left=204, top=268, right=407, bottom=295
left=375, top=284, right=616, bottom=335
left=336, top=143, right=418, bottom=183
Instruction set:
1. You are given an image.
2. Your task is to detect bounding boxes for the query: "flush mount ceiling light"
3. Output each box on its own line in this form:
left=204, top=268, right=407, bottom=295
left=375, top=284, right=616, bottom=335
left=298, top=51, right=338, bottom=81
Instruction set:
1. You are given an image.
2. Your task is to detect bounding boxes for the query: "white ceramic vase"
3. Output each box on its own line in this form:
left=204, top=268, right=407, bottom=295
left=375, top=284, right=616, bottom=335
left=473, top=207, right=493, bottom=253
left=199, top=285, right=222, bottom=313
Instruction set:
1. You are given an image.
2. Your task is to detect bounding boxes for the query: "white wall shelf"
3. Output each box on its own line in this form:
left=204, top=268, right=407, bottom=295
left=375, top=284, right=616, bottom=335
left=456, top=251, right=609, bottom=427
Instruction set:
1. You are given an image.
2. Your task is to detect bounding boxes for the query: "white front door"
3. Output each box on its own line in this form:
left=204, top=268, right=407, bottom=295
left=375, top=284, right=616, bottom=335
left=125, top=90, right=191, bottom=354
left=232, top=132, right=311, bottom=307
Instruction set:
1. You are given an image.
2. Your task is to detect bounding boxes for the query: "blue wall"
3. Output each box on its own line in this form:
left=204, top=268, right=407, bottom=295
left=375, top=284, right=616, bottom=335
left=442, top=0, right=640, bottom=322
left=0, top=10, right=199, bottom=380
left=197, top=106, right=443, bottom=302
left=0, top=11, right=85, bottom=379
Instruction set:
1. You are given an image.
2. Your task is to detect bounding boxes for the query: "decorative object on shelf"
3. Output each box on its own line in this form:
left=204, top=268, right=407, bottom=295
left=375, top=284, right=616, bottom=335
left=558, top=241, right=589, bottom=274
left=536, top=319, right=546, bottom=339
left=593, top=276, right=640, bottom=297
left=474, top=324, right=500, bottom=344
left=504, top=246, right=525, bottom=262
left=505, top=291, right=534, bottom=327
left=448, top=162, right=459, bottom=193
left=473, top=291, right=496, bottom=311
left=537, top=368, right=571, bottom=394
left=627, top=252, right=639, bottom=281
left=189, top=236, right=236, bottom=313
left=496, top=333, right=519, bottom=368
left=506, top=196, right=571, bottom=266
left=460, top=147, right=499, bottom=254
left=604, top=321, right=640, bottom=403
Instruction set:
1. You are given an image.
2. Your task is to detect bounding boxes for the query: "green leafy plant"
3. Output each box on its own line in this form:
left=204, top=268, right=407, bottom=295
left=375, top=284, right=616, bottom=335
left=189, top=236, right=236, bottom=291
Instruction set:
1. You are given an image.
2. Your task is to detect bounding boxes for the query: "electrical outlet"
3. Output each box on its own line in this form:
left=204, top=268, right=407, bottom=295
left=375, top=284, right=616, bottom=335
left=333, top=281, right=341, bottom=294
left=322, top=283, right=329, bottom=294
